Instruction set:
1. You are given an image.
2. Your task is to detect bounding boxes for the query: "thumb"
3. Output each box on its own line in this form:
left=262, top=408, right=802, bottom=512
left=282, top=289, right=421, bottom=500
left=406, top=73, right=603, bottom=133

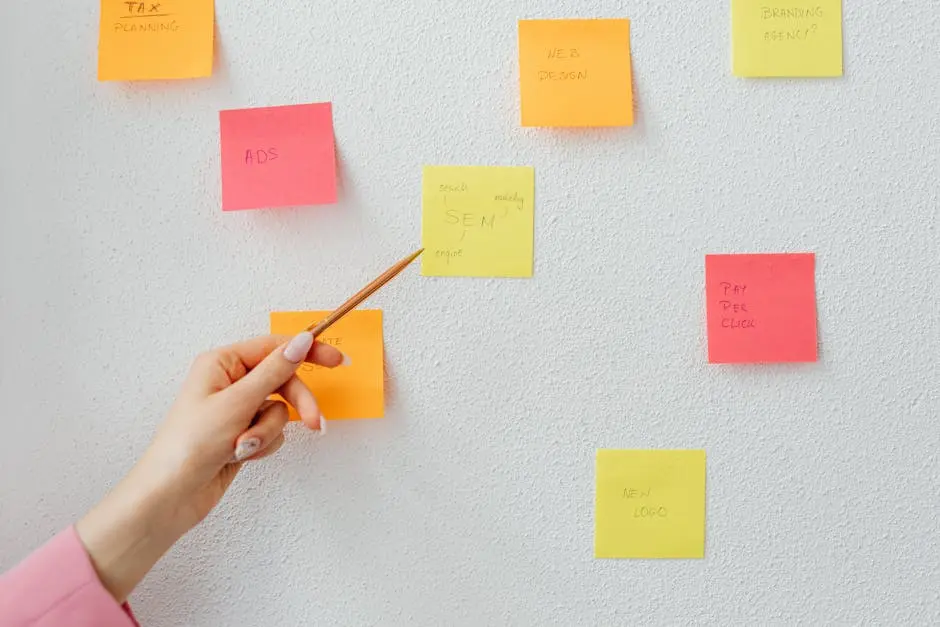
left=223, top=331, right=314, bottom=409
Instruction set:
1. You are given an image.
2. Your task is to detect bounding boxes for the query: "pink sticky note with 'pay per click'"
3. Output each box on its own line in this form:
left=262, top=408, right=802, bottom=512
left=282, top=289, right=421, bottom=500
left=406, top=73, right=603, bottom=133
left=705, top=253, right=818, bottom=364
left=219, top=103, right=337, bottom=211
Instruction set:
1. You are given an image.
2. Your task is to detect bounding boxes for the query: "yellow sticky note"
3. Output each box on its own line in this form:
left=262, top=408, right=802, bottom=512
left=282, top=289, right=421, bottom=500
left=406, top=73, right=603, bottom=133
left=595, top=450, right=706, bottom=559
left=421, top=166, right=535, bottom=278
left=98, top=0, right=215, bottom=81
left=270, top=310, right=384, bottom=420
left=518, top=19, right=633, bottom=127
left=732, top=0, right=843, bottom=77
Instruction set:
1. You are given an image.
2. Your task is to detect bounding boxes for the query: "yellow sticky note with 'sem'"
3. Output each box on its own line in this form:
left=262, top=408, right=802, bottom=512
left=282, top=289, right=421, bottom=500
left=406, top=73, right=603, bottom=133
left=732, top=0, right=843, bottom=77
left=98, top=0, right=214, bottom=81
left=421, top=166, right=534, bottom=278
left=270, top=310, right=384, bottom=420
left=519, top=19, right=633, bottom=127
left=595, top=450, right=706, bottom=559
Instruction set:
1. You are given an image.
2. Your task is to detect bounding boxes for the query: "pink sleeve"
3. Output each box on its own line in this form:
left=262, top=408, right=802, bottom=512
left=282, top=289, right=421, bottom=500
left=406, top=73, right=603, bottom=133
left=0, top=526, right=139, bottom=627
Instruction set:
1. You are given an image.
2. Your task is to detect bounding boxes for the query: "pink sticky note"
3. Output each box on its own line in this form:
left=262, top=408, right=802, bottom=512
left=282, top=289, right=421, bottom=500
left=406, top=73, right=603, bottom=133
left=705, top=253, right=818, bottom=364
left=219, top=103, right=337, bottom=211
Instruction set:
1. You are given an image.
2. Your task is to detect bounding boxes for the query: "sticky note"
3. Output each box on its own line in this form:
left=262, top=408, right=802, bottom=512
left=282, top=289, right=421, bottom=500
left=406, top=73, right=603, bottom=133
left=595, top=450, right=706, bottom=559
left=731, top=0, right=843, bottom=77
left=270, top=310, right=384, bottom=420
left=518, top=19, right=633, bottom=127
left=219, top=103, right=337, bottom=211
left=421, top=166, right=534, bottom=278
left=98, top=0, right=215, bottom=81
left=705, top=253, right=818, bottom=363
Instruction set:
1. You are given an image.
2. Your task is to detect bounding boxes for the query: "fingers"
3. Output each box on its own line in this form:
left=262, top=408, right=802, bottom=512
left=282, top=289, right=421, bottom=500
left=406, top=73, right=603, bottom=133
left=277, top=375, right=322, bottom=429
left=219, top=331, right=315, bottom=412
left=185, top=335, right=345, bottom=399
left=231, top=401, right=290, bottom=462
left=220, top=334, right=344, bottom=371
left=252, top=433, right=286, bottom=461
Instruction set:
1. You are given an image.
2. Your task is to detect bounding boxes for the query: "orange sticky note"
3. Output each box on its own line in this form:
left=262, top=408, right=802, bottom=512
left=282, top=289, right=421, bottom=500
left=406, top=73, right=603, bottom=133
left=518, top=19, right=633, bottom=127
left=219, top=103, right=337, bottom=211
left=270, top=310, right=384, bottom=420
left=98, top=0, right=214, bottom=81
left=705, top=253, right=818, bottom=363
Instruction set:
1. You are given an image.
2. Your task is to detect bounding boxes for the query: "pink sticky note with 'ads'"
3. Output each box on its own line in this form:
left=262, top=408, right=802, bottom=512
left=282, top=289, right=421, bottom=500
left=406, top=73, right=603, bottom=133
left=219, top=102, right=337, bottom=211
left=705, top=253, right=818, bottom=364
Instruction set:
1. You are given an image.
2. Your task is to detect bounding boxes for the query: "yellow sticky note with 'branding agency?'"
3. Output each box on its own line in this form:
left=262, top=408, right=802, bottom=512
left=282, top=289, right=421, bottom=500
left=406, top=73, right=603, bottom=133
left=421, top=166, right=535, bottom=278
left=518, top=19, right=633, bottom=127
left=732, top=0, right=843, bottom=77
left=98, top=0, right=214, bottom=81
left=595, top=450, right=706, bottom=559
left=270, top=310, right=384, bottom=420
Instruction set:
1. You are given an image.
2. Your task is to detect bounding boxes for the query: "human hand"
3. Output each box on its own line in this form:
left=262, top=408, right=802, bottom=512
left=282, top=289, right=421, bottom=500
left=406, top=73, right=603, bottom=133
left=76, top=332, right=343, bottom=603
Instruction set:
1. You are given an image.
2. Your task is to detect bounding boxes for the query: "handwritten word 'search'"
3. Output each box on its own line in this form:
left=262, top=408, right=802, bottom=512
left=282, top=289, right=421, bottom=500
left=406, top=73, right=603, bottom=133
left=439, top=183, right=468, bottom=193
left=547, top=48, right=580, bottom=59
left=245, top=149, right=278, bottom=165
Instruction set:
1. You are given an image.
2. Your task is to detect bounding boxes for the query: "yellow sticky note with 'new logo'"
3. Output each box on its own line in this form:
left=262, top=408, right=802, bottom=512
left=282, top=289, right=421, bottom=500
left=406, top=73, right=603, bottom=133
left=98, top=0, right=214, bottom=81
left=595, top=450, right=706, bottom=559
left=732, top=0, right=843, bottom=77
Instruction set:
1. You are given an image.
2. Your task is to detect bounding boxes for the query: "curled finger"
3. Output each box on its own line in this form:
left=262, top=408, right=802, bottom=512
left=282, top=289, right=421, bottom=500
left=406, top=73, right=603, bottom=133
left=231, top=400, right=290, bottom=462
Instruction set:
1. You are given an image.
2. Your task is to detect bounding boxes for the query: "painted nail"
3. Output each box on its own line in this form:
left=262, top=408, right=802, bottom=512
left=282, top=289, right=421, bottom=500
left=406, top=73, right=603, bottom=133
left=233, top=437, right=262, bottom=461
left=341, top=353, right=352, bottom=367
left=283, top=332, right=314, bottom=364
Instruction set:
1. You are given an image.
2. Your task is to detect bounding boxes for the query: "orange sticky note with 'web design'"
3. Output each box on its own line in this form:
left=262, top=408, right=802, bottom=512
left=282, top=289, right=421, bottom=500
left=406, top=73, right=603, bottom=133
left=705, top=253, right=818, bottom=363
left=219, top=103, right=337, bottom=211
left=518, top=19, right=633, bottom=127
left=270, top=310, right=384, bottom=420
left=98, top=0, right=214, bottom=81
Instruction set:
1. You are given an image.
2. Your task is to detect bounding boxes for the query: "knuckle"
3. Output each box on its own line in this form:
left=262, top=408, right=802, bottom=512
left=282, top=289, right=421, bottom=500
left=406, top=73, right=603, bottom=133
left=216, top=350, right=248, bottom=383
left=190, top=350, right=217, bottom=373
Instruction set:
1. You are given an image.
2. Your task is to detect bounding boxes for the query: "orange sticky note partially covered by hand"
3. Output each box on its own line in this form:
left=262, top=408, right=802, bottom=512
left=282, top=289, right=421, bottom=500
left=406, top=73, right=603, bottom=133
left=98, top=0, right=214, bottom=81
left=705, top=253, right=818, bottom=363
left=219, top=103, right=337, bottom=211
left=518, top=19, right=633, bottom=127
left=270, top=310, right=384, bottom=420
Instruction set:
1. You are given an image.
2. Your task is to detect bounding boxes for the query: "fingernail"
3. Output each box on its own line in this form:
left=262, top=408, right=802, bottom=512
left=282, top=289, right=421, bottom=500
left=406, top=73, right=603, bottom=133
left=313, top=416, right=327, bottom=438
left=341, top=353, right=352, bottom=367
left=233, top=437, right=261, bottom=461
left=283, top=332, right=314, bottom=363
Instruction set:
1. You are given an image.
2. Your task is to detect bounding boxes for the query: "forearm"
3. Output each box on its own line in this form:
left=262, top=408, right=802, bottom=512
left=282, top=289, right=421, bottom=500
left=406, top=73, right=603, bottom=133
left=75, top=468, right=187, bottom=604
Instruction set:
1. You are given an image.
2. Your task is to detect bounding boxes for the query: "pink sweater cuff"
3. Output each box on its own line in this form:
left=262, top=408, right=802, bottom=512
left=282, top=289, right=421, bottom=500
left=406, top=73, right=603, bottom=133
left=0, top=526, right=139, bottom=626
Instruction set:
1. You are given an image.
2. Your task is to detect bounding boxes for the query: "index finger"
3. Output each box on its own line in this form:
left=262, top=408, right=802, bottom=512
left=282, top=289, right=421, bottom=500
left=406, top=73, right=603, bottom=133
left=227, top=334, right=344, bottom=370
left=184, top=334, right=344, bottom=398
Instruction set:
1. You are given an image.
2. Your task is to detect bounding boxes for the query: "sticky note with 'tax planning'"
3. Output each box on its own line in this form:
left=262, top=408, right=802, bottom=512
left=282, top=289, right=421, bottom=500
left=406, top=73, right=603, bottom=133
left=518, top=19, right=634, bottom=127
left=731, top=0, right=843, bottom=77
left=98, top=0, right=215, bottom=81
left=219, top=103, right=337, bottom=211
left=595, top=449, right=706, bottom=559
left=270, top=310, right=384, bottom=420
left=705, top=253, right=818, bottom=364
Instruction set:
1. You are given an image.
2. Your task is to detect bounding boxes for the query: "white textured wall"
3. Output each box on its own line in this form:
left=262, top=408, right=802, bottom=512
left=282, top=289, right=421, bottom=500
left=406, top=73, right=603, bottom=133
left=2, top=1, right=939, bottom=625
